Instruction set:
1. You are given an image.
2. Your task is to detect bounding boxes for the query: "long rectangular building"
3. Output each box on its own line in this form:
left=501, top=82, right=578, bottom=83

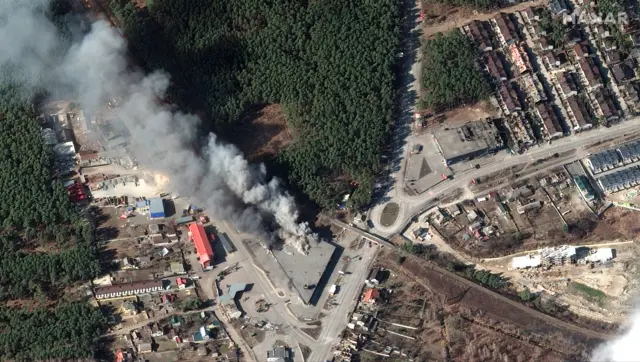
left=188, top=223, right=214, bottom=269
left=94, top=280, right=163, bottom=300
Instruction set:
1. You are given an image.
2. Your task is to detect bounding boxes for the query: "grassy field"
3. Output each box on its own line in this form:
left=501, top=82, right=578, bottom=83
left=571, top=282, right=607, bottom=304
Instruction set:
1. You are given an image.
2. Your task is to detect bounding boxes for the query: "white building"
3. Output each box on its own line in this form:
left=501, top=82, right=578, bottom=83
left=512, top=254, right=542, bottom=269
left=94, top=280, right=163, bottom=300
left=585, top=248, right=614, bottom=263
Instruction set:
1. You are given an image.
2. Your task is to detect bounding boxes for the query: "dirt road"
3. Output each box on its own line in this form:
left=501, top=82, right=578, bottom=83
left=422, top=0, right=550, bottom=38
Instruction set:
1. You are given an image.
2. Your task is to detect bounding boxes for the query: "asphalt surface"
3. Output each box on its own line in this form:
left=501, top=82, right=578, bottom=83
left=369, top=0, right=640, bottom=239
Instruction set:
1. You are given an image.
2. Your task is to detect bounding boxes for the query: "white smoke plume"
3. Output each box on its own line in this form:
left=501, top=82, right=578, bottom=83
left=0, top=1, right=317, bottom=254
left=591, top=313, right=640, bottom=361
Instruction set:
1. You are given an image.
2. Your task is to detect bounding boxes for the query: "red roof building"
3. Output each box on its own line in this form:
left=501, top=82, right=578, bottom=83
left=363, top=288, right=380, bottom=303
left=188, top=223, right=214, bottom=268
left=66, top=182, right=87, bottom=203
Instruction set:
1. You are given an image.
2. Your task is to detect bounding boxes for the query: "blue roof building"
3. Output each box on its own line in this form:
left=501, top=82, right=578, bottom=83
left=192, top=326, right=209, bottom=343
left=149, top=198, right=165, bottom=219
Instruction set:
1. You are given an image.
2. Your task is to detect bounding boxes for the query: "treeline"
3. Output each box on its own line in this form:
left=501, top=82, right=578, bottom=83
left=0, top=6, right=106, bottom=361
left=0, top=85, right=77, bottom=228
left=109, top=0, right=400, bottom=209
left=420, top=29, right=489, bottom=111
left=0, top=303, right=105, bottom=360
left=0, top=84, right=101, bottom=301
left=447, top=262, right=507, bottom=289
left=403, top=241, right=507, bottom=290
left=0, top=228, right=100, bottom=301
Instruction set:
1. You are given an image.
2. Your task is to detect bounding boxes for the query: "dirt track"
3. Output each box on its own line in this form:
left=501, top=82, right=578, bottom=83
left=422, top=0, right=550, bottom=38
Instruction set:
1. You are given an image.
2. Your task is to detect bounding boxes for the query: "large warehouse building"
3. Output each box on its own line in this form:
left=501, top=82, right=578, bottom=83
left=149, top=198, right=165, bottom=219
left=188, top=223, right=214, bottom=269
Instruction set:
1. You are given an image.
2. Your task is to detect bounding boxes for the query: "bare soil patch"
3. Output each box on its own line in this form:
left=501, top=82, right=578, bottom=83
left=299, top=343, right=311, bottom=361
left=301, top=326, right=321, bottom=340
left=130, top=0, right=147, bottom=9
left=380, top=202, right=400, bottom=227
left=230, top=104, right=292, bottom=162
left=421, top=100, right=499, bottom=128
left=365, top=249, right=604, bottom=361
left=420, top=0, right=550, bottom=39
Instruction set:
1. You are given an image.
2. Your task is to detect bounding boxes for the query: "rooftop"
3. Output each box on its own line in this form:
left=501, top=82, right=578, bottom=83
left=95, top=280, right=163, bottom=295
left=465, top=20, right=494, bottom=51
left=148, top=197, right=165, bottom=218
left=512, top=254, right=542, bottom=269
left=494, top=13, right=518, bottom=44
left=188, top=223, right=214, bottom=267
left=484, top=51, right=507, bottom=81
left=566, top=95, right=591, bottom=128
left=578, top=58, right=601, bottom=86
left=218, top=283, right=247, bottom=303
left=434, top=121, right=504, bottom=165
left=272, top=240, right=338, bottom=305
left=363, top=288, right=380, bottom=303
left=535, top=102, right=564, bottom=137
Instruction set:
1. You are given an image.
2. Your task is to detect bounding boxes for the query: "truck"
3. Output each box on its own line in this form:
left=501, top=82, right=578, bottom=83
left=329, top=284, right=339, bottom=296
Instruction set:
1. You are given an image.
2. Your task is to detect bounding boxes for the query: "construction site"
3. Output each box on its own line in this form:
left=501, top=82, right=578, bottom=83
left=481, top=240, right=640, bottom=326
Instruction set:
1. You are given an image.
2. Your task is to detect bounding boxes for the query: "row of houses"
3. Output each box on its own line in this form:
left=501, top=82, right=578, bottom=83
left=586, top=140, right=640, bottom=174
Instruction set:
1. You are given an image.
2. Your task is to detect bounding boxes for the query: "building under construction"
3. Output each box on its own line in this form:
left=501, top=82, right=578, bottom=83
left=433, top=120, right=505, bottom=165
left=540, top=245, right=576, bottom=265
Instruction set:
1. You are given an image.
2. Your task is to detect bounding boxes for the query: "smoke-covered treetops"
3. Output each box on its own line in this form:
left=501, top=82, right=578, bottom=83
left=110, top=0, right=400, bottom=210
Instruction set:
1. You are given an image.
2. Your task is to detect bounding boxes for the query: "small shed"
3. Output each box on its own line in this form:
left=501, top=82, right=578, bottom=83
left=362, top=288, right=380, bottom=303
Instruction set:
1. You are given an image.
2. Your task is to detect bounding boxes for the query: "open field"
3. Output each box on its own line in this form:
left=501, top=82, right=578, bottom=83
left=229, top=104, right=292, bottom=162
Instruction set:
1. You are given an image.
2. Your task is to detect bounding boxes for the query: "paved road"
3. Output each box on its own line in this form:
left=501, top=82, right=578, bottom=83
left=330, top=220, right=616, bottom=341
left=313, top=240, right=378, bottom=362
left=372, top=120, right=640, bottom=237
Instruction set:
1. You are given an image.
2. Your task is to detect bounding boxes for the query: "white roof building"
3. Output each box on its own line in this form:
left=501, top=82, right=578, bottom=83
left=585, top=248, right=614, bottom=263
left=512, top=254, right=542, bottom=269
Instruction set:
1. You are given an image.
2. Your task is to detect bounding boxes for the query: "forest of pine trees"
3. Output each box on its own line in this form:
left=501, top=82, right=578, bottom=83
left=109, top=0, right=401, bottom=209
